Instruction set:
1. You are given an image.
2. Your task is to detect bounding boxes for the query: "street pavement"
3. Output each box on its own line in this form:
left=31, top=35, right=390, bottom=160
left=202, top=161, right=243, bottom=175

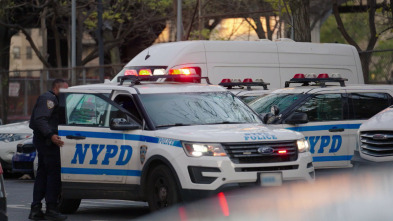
left=5, top=169, right=352, bottom=220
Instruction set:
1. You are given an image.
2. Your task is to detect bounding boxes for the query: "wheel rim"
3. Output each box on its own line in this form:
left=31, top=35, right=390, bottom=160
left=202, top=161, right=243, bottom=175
left=154, top=176, right=169, bottom=208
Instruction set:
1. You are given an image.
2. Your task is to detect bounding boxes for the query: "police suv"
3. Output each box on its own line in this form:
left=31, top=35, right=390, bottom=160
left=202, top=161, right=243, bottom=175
left=57, top=75, right=314, bottom=212
left=248, top=73, right=393, bottom=169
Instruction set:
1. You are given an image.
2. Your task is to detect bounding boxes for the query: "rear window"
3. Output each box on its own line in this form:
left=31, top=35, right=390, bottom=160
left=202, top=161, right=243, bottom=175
left=349, top=93, right=391, bottom=120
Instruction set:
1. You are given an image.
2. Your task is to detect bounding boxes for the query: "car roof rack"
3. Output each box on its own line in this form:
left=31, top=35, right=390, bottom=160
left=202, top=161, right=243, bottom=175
left=118, top=75, right=211, bottom=86
left=219, top=82, right=270, bottom=90
left=284, top=77, right=348, bottom=88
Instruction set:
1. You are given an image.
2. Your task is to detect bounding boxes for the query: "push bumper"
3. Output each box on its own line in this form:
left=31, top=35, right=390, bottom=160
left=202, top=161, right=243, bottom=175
left=351, top=150, right=393, bottom=167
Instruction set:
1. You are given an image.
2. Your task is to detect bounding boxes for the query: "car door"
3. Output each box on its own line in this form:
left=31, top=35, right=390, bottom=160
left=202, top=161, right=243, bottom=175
left=281, top=91, right=352, bottom=169
left=345, top=90, right=393, bottom=158
left=59, top=90, right=142, bottom=183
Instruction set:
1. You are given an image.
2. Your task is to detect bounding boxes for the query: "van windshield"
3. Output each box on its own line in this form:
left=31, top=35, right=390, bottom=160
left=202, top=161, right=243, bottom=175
left=139, top=92, right=261, bottom=128
left=249, top=93, right=306, bottom=114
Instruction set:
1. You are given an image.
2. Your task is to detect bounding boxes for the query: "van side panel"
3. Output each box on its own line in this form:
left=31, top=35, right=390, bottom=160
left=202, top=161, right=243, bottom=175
left=204, top=41, right=280, bottom=86
left=277, top=42, right=362, bottom=86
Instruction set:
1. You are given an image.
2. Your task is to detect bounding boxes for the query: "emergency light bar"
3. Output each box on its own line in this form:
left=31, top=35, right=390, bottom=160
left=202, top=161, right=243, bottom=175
left=118, top=75, right=211, bottom=86
left=285, top=73, right=348, bottom=88
left=219, top=78, right=270, bottom=90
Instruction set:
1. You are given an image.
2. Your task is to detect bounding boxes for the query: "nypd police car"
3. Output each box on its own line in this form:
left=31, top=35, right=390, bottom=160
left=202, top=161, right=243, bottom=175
left=57, top=75, right=314, bottom=212
left=248, top=73, right=393, bottom=169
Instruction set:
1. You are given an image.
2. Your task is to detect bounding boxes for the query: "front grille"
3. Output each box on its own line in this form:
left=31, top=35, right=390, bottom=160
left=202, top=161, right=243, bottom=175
left=13, top=161, right=33, bottom=170
left=360, top=131, right=393, bottom=157
left=222, top=141, right=298, bottom=164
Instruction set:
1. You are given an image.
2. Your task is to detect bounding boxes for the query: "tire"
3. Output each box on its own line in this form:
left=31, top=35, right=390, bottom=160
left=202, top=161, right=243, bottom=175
left=58, top=197, right=81, bottom=214
left=147, top=165, right=181, bottom=211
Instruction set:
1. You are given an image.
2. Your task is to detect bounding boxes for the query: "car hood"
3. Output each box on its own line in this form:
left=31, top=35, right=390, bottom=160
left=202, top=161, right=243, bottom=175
left=154, top=124, right=302, bottom=143
left=0, top=121, right=32, bottom=134
left=360, top=107, right=393, bottom=131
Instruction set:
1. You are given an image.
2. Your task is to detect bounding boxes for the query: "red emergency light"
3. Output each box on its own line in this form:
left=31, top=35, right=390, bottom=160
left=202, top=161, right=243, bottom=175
left=318, top=73, right=329, bottom=78
left=278, top=150, right=287, bottom=154
left=221, top=78, right=231, bottom=83
left=243, top=78, right=253, bottom=83
left=293, top=73, right=305, bottom=79
left=124, top=69, right=138, bottom=76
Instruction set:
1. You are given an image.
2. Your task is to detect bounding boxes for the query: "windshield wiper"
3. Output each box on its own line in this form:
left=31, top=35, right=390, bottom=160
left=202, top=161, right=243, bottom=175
left=156, top=123, right=192, bottom=128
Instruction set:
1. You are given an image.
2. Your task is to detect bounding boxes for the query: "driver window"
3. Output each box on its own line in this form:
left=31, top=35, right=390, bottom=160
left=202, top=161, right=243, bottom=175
left=295, top=94, right=343, bottom=122
left=113, top=94, right=142, bottom=121
left=66, top=93, right=121, bottom=127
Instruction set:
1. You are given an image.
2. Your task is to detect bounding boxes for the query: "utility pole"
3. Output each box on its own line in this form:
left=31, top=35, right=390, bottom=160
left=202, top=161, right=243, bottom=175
left=97, top=0, right=104, bottom=81
left=176, top=0, right=182, bottom=41
left=71, top=0, right=76, bottom=86
left=40, top=7, right=48, bottom=93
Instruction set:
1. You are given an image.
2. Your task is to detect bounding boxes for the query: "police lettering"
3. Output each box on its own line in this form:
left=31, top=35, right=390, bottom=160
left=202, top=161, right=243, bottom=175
left=305, top=135, right=342, bottom=154
left=245, top=133, right=278, bottom=141
left=71, top=144, right=133, bottom=165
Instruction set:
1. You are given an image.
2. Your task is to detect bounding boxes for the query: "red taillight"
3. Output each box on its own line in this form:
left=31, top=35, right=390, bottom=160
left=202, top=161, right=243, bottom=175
left=278, top=150, right=287, bottom=154
left=293, top=73, right=305, bottom=79
left=124, top=69, right=137, bottom=76
left=243, top=78, right=253, bottom=83
left=0, top=164, right=3, bottom=175
left=139, top=69, right=152, bottom=76
left=318, top=73, right=329, bottom=78
left=221, top=78, right=231, bottom=83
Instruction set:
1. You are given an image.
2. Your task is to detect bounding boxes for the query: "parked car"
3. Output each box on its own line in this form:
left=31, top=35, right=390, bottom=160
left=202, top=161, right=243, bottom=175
left=0, top=163, right=8, bottom=220
left=248, top=74, right=393, bottom=169
left=12, top=138, right=36, bottom=176
left=0, top=122, right=32, bottom=173
left=351, top=105, right=393, bottom=167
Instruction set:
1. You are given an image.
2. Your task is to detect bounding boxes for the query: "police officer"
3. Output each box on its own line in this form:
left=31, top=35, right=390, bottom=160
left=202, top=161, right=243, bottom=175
left=29, top=79, right=68, bottom=221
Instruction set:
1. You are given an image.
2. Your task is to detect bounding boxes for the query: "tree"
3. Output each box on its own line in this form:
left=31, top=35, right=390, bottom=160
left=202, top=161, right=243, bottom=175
left=332, top=0, right=393, bottom=83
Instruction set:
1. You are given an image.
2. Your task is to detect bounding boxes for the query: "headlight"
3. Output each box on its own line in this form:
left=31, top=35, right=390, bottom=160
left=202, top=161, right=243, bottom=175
left=297, top=139, right=310, bottom=153
left=183, top=142, right=227, bottom=157
left=0, top=133, right=31, bottom=143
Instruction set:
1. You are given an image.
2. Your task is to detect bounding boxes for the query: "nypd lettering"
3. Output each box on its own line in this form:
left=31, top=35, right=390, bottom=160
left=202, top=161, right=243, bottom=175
left=305, top=135, right=342, bottom=154
left=245, top=133, right=278, bottom=141
left=71, top=144, right=133, bottom=165
left=158, top=138, right=175, bottom=146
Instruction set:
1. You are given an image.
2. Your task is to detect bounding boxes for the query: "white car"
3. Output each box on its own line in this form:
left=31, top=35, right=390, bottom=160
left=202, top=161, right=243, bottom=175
left=0, top=121, right=32, bottom=172
left=351, top=106, right=393, bottom=165
left=218, top=78, right=271, bottom=103
left=248, top=73, right=393, bottom=169
left=57, top=75, right=314, bottom=213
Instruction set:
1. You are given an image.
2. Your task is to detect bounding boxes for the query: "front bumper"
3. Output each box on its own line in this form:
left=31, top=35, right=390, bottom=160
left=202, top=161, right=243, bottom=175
left=352, top=150, right=393, bottom=167
left=12, top=152, right=35, bottom=174
left=175, top=152, right=314, bottom=191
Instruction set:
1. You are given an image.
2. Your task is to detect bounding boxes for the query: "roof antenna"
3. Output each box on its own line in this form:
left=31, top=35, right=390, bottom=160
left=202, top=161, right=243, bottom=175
left=145, top=50, right=151, bottom=60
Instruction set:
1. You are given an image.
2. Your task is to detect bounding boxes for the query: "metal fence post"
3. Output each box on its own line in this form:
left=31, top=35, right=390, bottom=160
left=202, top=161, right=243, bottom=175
left=24, top=78, right=28, bottom=116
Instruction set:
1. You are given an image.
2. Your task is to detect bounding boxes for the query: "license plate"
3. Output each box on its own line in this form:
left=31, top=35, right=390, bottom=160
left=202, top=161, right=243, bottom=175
left=259, top=173, right=282, bottom=187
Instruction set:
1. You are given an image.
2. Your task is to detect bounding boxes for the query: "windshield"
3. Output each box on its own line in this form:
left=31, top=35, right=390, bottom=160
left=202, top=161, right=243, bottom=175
left=249, top=93, right=306, bottom=114
left=139, top=92, right=261, bottom=128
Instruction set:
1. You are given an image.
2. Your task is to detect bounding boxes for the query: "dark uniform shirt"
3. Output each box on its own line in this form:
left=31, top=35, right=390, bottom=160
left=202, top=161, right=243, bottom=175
left=29, top=90, right=60, bottom=154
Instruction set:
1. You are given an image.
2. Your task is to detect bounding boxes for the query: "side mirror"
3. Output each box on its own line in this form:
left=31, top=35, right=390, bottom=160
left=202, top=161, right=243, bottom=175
left=285, top=112, right=308, bottom=125
left=271, top=105, right=280, bottom=116
left=110, top=118, right=141, bottom=130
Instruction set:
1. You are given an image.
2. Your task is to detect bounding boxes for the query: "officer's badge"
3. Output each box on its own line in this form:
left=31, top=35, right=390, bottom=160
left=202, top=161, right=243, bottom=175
left=140, top=145, right=148, bottom=164
left=47, top=100, right=55, bottom=109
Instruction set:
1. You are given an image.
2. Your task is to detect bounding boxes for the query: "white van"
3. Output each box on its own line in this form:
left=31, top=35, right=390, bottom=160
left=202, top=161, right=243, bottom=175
left=112, top=40, right=364, bottom=88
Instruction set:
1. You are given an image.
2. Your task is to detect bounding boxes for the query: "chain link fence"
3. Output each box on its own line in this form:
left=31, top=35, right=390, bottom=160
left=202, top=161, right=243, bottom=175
left=361, top=49, right=393, bottom=84
left=5, top=64, right=124, bottom=123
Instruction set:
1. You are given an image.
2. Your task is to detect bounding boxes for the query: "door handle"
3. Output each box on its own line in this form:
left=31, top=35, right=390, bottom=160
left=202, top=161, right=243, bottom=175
left=328, top=128, right=345, bottom=132
left=66, top=135, right=86, bottom=140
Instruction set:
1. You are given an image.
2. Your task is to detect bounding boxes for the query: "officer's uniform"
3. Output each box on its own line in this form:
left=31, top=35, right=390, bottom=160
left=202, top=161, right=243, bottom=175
left=29, top=90, right=61, bottom=208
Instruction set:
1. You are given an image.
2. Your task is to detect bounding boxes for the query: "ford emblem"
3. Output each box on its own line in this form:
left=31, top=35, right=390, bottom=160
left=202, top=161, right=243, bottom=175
left=257, top=146, right=274, bottom=155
